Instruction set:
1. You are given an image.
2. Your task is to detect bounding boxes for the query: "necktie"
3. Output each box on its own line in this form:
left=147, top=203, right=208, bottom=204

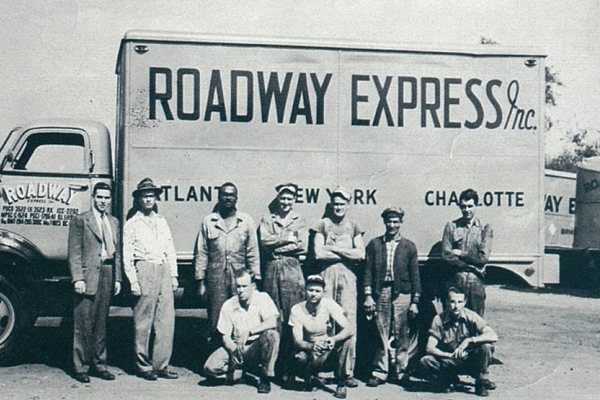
left=101, top=215, right=116, bottom=258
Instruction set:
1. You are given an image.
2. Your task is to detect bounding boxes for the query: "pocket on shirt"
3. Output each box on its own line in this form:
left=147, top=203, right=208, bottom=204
left=207, top=227, right=221, bottom=240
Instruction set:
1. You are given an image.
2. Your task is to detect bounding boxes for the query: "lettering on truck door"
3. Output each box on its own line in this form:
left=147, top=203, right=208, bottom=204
left=0, top=128, right=93, bottom=260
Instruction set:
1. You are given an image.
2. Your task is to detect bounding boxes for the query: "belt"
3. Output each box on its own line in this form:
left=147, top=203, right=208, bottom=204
left=270, top=253, right=300, bottom=260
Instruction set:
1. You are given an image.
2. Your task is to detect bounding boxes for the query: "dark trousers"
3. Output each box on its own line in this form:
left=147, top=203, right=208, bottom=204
left=419, top=343, right=494, bottom=383
left=294, top=338, right=353, bottom=380
left=73, top=264, right=113, bottom=374
left=453, top=271, right=486, bottom=316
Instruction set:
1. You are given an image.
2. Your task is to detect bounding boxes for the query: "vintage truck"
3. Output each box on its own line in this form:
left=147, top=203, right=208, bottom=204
left=0, top=30, right=547, bottom=362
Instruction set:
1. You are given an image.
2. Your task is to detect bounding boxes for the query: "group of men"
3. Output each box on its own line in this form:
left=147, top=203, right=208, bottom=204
left=68, top=178, right=498, bottom=398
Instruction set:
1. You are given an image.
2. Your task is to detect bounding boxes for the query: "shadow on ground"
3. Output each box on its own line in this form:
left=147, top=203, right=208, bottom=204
left=15, top=315, right=212, bottom=377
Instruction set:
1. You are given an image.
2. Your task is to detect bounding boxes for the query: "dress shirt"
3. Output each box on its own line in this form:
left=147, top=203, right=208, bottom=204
left=123, top=211, right=178, bottom=284
left=92, top=208, right=114, bottom=260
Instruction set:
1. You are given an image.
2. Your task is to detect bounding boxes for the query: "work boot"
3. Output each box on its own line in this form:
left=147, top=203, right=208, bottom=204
left=334, top=384, right=347, bottom=399
left=257, top=377, right=271, bottom=394
left=480, top=378, right=497, bottom=390
left=344, top=377, right=359, bottom=388
left=475, top=379, right=490, bottom=397
left=367, top=377, right=385, bottom=387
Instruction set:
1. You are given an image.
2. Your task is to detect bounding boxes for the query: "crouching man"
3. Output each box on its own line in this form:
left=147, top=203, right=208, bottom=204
left=289, top=275, right=354, bottom=399
left=419, top=287, right=498, bottom=397
left=203, top=269, right=280, bottom=394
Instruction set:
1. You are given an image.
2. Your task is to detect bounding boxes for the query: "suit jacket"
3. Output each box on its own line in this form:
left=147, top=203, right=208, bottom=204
left=68, top=209, right=122, bottom=296
left=364, top=236, right=421, bottom=304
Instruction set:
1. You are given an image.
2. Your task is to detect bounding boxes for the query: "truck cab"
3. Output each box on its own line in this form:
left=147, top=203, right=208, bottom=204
left=0, top=119, right=112, bottom=363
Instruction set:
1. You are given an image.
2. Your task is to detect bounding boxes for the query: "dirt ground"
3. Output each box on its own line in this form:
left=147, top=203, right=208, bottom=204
left=2, top=284, right=600, bottom=400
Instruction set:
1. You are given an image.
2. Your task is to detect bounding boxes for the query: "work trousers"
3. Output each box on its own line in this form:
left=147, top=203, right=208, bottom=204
left=453, top=271, right=486, bottom=316
left=419, top=343, right=494, bottom=383
left=372, top=289, right=418, bottom=380
left=263, top=256, right=305, bottom=378
left=204, top=329, right=280, bottom=378
left=73, top=264, right=113, bottom=374
left=133, top=261, right=175, bottom=373
left=294, top=337, right=353, bottom=380
left=321, top=263, right=356, bottom=377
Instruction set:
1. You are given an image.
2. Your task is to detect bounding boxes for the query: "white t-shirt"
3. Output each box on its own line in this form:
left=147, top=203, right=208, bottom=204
left=289, top=298, right=349, bottom=343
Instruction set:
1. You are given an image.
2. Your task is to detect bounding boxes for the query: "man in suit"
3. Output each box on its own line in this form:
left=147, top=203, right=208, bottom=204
left=363, top=206, right=421, bottom=387
left=68, top=182, right=122, bottom=383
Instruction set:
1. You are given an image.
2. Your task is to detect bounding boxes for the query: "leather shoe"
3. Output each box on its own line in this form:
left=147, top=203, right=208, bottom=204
left=344, top=377, right=359, bottom=388
left=74, top=373, right=90, bottom=383
left=334, top=385, right=347, bottom=399
left=156, top=369, right=178, bottom=379
left=89, top=369, right=115, bottom=381
left=257, top=378, right=271, bottom=394
left=475, top=380, right=489, bottom=397
left=480, top=378, right=497, bottom=390
left=367, top=377, right=385, bottom=387
left=139, top=371, right=157, bottom=381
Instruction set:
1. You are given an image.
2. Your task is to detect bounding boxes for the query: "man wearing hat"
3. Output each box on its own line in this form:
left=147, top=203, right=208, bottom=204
left=123, top=178, right=179, bottom=380
left=311, top=187, right=365, bottom=388
left=195, top=182, right=260, bottom=337
left=259, top=182, right=307, bottom=384
left=363, top=206, right=421, bottom=387
left=68, top=182, right=121, bottom=383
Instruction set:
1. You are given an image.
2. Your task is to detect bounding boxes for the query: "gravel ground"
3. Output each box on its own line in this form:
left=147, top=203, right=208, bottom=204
left=2, top=284, right=600, bottom=400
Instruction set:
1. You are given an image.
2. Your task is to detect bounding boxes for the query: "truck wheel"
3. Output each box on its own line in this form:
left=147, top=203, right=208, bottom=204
left=0, top=279, right=30, bottom=365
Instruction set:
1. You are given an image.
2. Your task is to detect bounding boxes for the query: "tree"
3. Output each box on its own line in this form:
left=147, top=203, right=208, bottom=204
left=480, top=36, right=600, bottom=172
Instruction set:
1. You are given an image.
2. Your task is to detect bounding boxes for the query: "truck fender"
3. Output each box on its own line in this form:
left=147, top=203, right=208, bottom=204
left=0, top=229, right=44, bottom=275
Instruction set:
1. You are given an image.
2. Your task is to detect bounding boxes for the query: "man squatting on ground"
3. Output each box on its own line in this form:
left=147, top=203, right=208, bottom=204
left=363, top=206, right=421, bottom=387
left=442, top=188, right=493, bottom=317
left=68, top=182, right=122, bottom=383
left=420, top=286, right=498, bottom=397
left=195, top=182, right=261, bottom=338
left=123, top=178, right=179, bottom=380
left=289, top=275, right=354, bottom=399
left=203, top=269, right=280, bottom=394
left=311, top=187, right=365, bottom=388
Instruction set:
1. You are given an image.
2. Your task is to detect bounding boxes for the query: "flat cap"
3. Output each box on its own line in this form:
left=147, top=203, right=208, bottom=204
left=381, top=206, right=405, bottom=219
left=330, top=186, right=352, bottom=201
left=276, top=182, right=299, bottom=196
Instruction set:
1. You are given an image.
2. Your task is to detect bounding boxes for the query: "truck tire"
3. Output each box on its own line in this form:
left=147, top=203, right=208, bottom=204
left=0, top=278, right=31, bottom=365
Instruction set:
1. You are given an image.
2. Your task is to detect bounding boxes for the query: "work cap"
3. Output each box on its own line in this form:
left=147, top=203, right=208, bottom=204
left=306, top=274, right=326, bottom=288
left=132, top=177, right=162, bottom=197
left=381, top=206, right=405, bottom=219
left=330, top=186, right=352, bottom=202
left=276, top=182, right=299, bottom=196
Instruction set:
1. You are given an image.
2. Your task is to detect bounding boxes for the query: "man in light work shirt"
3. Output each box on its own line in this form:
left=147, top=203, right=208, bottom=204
left=363, top=206, right=421, bottom=387
left=123, top=178, right=179, bottom=381
left=441, top=189, right=493, bottom=316
left=204, top=269, right=280, bottom=394
left=195, top=182, right=261, bottom=335
left=68, top=182, right=121, bottom=383
left=419, top=287, right=498, bottom=396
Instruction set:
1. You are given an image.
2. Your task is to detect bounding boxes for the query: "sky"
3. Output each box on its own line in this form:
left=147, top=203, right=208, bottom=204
left=1, top=0, right=599, bottom=143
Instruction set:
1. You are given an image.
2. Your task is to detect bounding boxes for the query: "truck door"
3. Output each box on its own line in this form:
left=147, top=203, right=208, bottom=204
left=0, top=127, right=93, bottom=261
